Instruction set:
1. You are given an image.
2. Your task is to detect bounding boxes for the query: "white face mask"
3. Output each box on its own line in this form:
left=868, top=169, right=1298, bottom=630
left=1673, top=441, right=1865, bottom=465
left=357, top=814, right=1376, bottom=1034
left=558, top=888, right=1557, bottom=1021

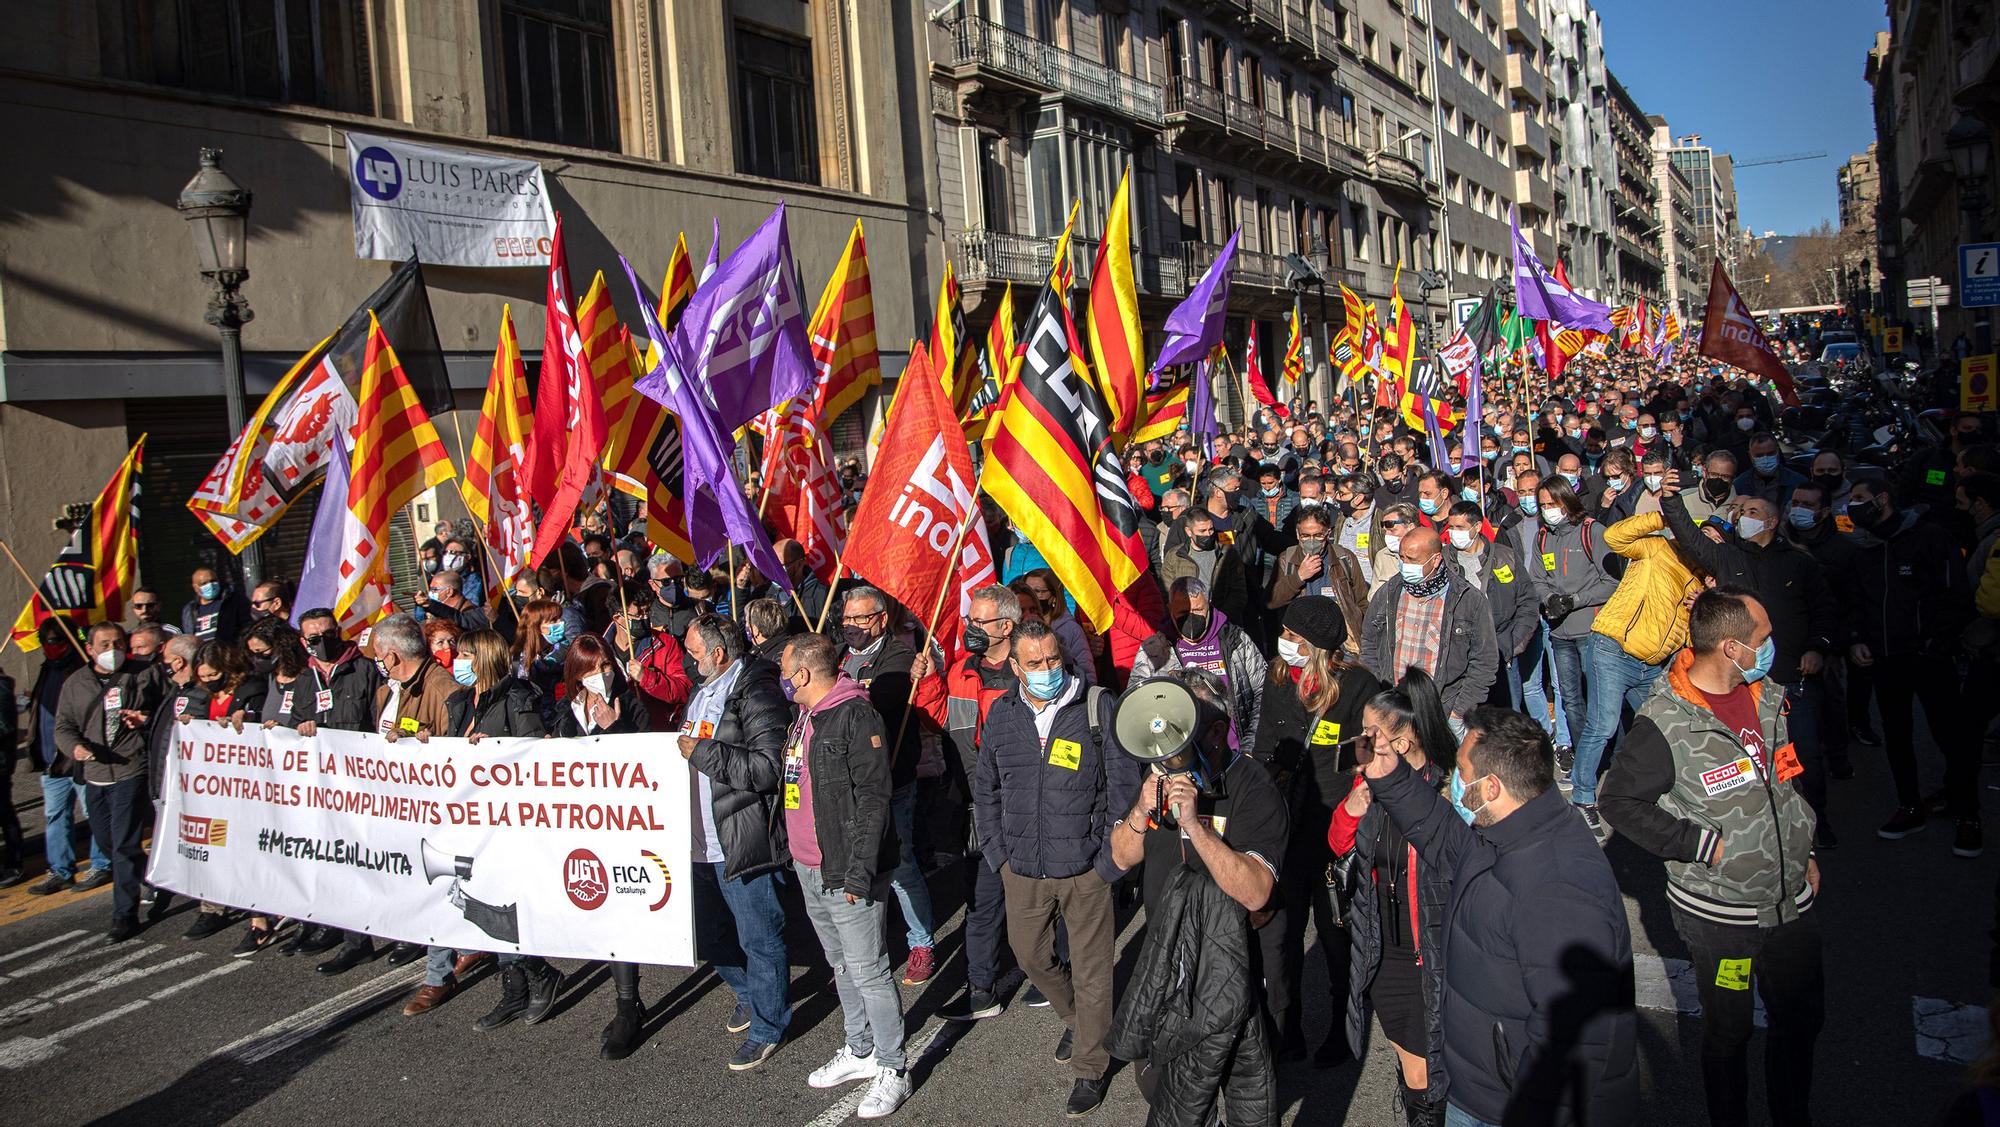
left=1644, top=473, right=1664, bottom=492
left=1384, top=533, right=1402, bottom=554
left=1446, top=528, right=1475, bottom=550
left=1398, top=559, right=1431, bottom=584
left=1542, top=507, right=1568, bottom=528
left=1276, top=637, right=1311, bottom=668
left=441, top=552, right=465, bottom=571
left=581, top=672, right=609, bottom=698
left=94, top=649, right=124, bottom=673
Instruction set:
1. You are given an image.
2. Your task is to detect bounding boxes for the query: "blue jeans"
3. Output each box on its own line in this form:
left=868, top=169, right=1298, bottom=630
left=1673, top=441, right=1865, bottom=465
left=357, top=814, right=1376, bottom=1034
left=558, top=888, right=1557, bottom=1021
left=41, top=775, right=110, bottom=878
left=1572, top=640, right=1665, bottom=804
left=1548, top=632, right=1595, bottom=759
left=424, top=945, right=461, bottom=988
left=1785, top=677, right=1829, bottom=826
left=889, top=786, right=936, bottom=950
left=1518, top=624, right=1573, bottom=747
left=1445, top=1105, right=1499, bottom=1127
left=693, top=862, right=791, bottom=1045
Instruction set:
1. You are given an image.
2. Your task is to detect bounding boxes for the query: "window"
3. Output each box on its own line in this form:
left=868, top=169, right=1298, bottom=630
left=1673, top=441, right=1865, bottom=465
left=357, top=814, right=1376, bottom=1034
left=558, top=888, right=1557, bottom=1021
left=102, top=0, right=372, bottom=111
left=1390, top=44, right=1403, bottom=79
left=980, top=136, right=1012, bottom=233
left=1175, top=163, right=1203, bottom=244
left=1364, top=25, right=1378, bottom=61
left=498, top=0, right=620, bottom=152
left=735, top=25, right=820, bottom=183
left=1336, top=90, right=1356, bottom=145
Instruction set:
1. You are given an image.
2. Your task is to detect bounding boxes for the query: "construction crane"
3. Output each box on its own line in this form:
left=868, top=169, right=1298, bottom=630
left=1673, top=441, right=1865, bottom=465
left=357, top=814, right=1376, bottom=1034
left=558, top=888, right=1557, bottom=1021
left=1734, top=151, right=1828, bottom=169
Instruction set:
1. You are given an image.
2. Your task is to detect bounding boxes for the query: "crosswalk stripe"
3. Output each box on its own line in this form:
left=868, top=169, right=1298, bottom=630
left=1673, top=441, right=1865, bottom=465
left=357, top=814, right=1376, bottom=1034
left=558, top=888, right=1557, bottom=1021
left=0, top=958, right=246, bottom=1071
left=209, top=964, right=424, bottom=1065
left=0, top=947, right=159, bottom=1016
left=802, top=1016, right=951, bottom=1127
left=0, top=953, right=203, bottom=1026
left=0, top=931, right=90, bottom=969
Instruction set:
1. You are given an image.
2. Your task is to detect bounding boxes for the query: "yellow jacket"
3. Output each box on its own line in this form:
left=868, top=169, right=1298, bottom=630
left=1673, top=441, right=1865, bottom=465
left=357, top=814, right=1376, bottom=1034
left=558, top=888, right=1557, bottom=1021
left=1592, top=512, right=1705, bottom=664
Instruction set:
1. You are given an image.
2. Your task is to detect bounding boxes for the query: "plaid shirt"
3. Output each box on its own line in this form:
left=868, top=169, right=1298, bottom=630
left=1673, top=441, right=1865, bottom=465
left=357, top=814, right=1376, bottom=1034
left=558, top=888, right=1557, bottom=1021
left=1390, top=587, right=1447, bottom=679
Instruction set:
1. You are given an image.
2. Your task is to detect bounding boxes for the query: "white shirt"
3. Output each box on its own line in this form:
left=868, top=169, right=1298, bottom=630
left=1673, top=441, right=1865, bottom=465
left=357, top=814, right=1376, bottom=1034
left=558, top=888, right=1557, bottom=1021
left=684, top=659, right=744, bottom=865
left=376, top=680, right=403, bottom=735
left=1024, top=676, right=1082, bottom=744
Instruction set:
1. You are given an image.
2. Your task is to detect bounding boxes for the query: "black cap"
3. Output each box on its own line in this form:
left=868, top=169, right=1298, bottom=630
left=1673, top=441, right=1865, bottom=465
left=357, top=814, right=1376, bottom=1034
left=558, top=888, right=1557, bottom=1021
left=1282, top=596, right=1347, bottom=653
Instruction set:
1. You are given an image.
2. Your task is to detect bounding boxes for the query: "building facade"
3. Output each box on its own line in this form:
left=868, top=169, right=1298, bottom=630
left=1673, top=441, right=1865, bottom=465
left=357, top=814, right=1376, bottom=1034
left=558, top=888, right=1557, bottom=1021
left=1541, top=0, right=1617, bottom=300
left=0, top=0, right=938, bottom=684
left=1651, top=116, right=1702, bottom=316
left=1667, top=133, right=1738, bottom=279
left=1837, top=143, right=1882, bottom=314
left=1431, top=0, right=1517, bottom=301
left=1607, top=69, right=1664, bottom=303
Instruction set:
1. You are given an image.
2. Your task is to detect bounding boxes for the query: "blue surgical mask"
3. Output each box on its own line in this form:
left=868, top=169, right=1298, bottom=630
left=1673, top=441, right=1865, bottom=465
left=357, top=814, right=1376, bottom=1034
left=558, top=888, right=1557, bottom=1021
left=1418, top=496, right=1442, bottom=515
left=1024, top=667, right=1068, bottom=700
left=451, top=657, right=476, bottom=686
left=1787, top=506, right=1821, bottom=530
left=541, top=620, right=567, bottom=646
left=1753, top=454, right=1780, bottom=475
left=197, top=581, right=221, bottom=601
left=1449, top=770, right=1490, bottom=825
left=1519, top=497, right=1540, bottom=517
left=1262, top=485, right=1281, bottom=498
left=1733, top=636, right=1777, bottom=684
left=1560, top=472, right=1581, bottom=488
left=1398, top=559, right=1431, bottom=585
left=1461, top=485, right=1481, bottom=502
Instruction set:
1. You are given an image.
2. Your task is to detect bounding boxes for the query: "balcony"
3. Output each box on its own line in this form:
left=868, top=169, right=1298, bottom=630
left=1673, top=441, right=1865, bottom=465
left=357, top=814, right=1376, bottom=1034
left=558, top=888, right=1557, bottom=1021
left=1505, top=53, right=1544, bottom=105
left=940, top=16, right=1164, bottom=125
left=1367, top=149, right=1427, bottom=197
left=1285, top=1, right=1314, bottom=48
left=1500, top=0, right=1540, bottom=48
left=1514, top=168, right=1554, bottom=216
left=1957, top=27, right=2000, bottom=109
left=1509, top=110, right=1549, bottom=159
left=1248, top=0, right=1284, bottom=34
left=1315, top=19, right=1343, bottom=64
left=1183, top=240, right=1291, bottom=294
left=1165, top=76, right=1228, bottom=129
left=1616, top=234, right=1664, bottom=273
left=953, top=229, right=1183, bottom=298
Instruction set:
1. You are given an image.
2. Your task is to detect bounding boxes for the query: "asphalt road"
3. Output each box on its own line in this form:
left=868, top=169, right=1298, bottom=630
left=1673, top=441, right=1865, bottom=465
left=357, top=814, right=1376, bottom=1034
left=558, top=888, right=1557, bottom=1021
left=0, top=729, right=1989, bottom=1127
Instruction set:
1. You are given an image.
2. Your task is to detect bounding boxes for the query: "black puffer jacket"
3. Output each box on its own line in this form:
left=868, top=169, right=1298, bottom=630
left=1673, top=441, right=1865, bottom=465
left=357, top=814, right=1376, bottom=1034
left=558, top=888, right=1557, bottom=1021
left=1106, top=864, right=1277, bottom=1127
left=973, top=684, right=1139, bottom=883
left=1660, top=490, right=1837, bottom=680
left=792, top=681, right=897, bottom=897
left=686, top=656, right=792, bottom=881
left=309, top=651, right=384, bottom=733
left=446, top=675, right=548, bottom=738
left=1839, top=507, right=1972, bottom=659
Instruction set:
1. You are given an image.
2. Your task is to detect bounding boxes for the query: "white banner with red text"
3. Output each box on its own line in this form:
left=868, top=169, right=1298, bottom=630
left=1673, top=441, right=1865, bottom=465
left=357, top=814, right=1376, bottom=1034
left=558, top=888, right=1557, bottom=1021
left=147, top=721, right=694, bottom=965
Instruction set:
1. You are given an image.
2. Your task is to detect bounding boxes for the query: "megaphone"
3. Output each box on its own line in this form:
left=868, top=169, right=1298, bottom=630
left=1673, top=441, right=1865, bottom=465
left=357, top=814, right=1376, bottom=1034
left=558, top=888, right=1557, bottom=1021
left=1114, top=678, right=1227, bottom=827
left=419, top=838, right=473, bottom=885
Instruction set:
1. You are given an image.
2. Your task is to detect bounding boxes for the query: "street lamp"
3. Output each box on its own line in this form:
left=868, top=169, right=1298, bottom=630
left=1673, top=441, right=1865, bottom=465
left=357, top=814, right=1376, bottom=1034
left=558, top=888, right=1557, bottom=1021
left=1946, top=114, right=1993, bottom=353
left=1283, top=250, right=1330, bottom=412
left=177, top=148, right=261, bottom=587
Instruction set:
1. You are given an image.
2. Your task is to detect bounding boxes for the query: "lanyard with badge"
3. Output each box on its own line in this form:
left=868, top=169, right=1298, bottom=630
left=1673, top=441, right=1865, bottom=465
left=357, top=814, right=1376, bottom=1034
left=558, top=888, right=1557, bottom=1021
left=102, top=678, right=124, bottom=745
left=309, top=666, right=333, bottom=719
left=782, top=714, right=807, bottom=811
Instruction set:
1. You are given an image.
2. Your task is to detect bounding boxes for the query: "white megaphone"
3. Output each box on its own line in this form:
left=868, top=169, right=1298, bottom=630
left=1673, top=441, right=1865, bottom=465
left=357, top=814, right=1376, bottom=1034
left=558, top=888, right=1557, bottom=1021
left=419, top=838, right=473, bottom=885
left=1113, top=678, right=1226, bottom=827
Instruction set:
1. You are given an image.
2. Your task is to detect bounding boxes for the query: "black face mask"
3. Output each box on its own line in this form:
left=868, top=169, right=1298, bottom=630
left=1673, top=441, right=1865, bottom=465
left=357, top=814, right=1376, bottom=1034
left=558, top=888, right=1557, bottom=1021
left=842, top=625, right=878, bottom=653
left=1810, top=472, right=1843, bottom=496
left=1191, top=534, right=1217, bottom=551
left=307, top=633, right=343, bottom=662
left=1701, top=478, right=1731, bottom=503
left=249, top=655, right=276, bottom=676
left=963, top=623, right=992, bottom=654
left=201, top=675, right=225, bottom=691
left=1146, top=450, right=1165, bottom=465
left=1849, top=498, right=1887, bottom=532
left=1176, top=613, right=1209, bottom=642
left=626, top=617, right=651, bottom=641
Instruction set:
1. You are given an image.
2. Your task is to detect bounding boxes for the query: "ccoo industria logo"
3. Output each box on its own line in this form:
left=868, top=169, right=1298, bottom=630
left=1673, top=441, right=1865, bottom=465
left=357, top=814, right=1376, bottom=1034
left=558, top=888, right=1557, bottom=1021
left=177, top=815, right=228, bottom=862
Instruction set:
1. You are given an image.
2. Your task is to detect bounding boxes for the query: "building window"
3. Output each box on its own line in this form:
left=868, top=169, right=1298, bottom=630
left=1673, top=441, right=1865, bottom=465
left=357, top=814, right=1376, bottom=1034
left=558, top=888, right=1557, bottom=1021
left=979, top=136, right=1012, bottom=233
left=102, top=0, right=373, bottom=112
left=735, top=25, right=821, bottom=184
left=496, top=0, right=620, bottom=152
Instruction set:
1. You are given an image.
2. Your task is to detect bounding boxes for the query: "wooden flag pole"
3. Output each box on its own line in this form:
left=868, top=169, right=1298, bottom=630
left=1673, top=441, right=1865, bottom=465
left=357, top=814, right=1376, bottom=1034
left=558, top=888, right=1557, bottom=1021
left=727, top=541, right=741, bottom=622
left=446, top=412, right=526, bottom=622
left=813, top=559, right=846, bottom=635
left=0, top=539, right=89, bottom=657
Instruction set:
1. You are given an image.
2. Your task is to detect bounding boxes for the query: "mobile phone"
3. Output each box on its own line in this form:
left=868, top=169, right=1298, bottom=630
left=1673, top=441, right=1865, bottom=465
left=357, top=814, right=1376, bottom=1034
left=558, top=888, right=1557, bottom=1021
left=1336, top=731, right=1374, bottom=773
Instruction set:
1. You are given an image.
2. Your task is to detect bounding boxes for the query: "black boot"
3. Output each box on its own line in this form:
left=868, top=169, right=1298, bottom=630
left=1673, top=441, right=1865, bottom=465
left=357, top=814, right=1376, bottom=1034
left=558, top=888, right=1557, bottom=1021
left=1402, top=1082, right=1444, bottom=1127
left=475, top=965, right=529, bottom=1031
left=601, top=997, right=644, bottom=1060
left=522, top=962, right=562, bottom=1025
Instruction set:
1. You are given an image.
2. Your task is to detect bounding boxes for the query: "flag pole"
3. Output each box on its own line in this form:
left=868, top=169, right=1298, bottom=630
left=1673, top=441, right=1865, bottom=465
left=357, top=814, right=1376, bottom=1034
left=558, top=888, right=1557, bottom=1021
left=813, top=560, right=845, bottom=635
left=727, top=541, right=741, bottom=622
left=446, top=412, right=525, bottom=621
left=885, top=478, right=984, bottom=756
left=0, top=539, right=89, bottom=657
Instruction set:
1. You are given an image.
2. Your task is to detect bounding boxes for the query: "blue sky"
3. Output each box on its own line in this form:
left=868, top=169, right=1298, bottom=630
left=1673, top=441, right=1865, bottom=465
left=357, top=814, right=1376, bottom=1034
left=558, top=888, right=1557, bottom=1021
left=1592, top=0, right=1887, bottom=236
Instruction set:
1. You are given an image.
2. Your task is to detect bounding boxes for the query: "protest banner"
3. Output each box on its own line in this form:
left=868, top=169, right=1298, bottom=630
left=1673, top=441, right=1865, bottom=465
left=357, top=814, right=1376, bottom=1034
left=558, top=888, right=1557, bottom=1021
left=149, top=721, right=694, bottom=965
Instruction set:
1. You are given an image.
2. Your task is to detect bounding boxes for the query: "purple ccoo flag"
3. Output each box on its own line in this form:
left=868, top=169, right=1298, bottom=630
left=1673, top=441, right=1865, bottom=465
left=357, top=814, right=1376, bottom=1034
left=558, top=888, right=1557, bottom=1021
left=1190, top=354, right=1218, bottom=458
left=658, top=204, right=815, bottom=436
left=1153, top=229, right=1239, bottom=374
left=621, top=254, right=793, bottom=591
left=1459, top=358, right=1484, bottom=475
left=1510, top=208, right=1614, bottom=333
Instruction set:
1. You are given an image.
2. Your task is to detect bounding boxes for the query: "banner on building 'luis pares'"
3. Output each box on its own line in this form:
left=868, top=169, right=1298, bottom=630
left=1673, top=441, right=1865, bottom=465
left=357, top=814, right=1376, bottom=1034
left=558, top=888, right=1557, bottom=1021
left=148, top=721, right=694, bottom=966
left=346, top=131, right=555, bottom=267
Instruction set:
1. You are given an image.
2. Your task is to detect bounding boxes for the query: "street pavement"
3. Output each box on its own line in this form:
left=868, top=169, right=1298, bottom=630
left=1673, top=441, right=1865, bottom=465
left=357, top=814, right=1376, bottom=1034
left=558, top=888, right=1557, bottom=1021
left=0, top=733, right=1990, bottom=1127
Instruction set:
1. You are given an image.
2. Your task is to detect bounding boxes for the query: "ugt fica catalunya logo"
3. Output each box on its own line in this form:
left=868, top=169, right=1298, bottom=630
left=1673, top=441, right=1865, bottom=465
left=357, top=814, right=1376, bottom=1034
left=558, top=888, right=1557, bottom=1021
left=563, top=848, right=672, bottom=912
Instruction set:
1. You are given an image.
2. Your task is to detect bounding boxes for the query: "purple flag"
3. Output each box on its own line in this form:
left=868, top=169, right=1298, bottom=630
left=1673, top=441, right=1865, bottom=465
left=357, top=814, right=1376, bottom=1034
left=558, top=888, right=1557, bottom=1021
left=622, top=255, right=792, bottom=591
left=658, top=204, right=815, bottom=436
left=1459, top=358, right=1484, bottom=475
left=1153, top=230, right=1239, bottom=373
left=291, top=435, right=354, bottom=627
left=1510, top=209, right=1614, bottom=333
left=1190, top=355, right=1218, bottom=458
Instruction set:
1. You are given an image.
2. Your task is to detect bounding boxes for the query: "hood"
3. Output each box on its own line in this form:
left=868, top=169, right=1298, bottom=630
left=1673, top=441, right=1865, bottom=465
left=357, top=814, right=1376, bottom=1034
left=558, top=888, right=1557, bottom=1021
left=811, top=673, right=871, bottom=716
left=1660, top=646, right=1767, bottom=719
left=1847, top=506, right=1922, bottom=548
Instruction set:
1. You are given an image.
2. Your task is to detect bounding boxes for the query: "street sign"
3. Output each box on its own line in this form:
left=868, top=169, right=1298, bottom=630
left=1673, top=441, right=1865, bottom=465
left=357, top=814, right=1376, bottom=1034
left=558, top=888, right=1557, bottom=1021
left=1965, top=354, right=1997, bottom=412
left=1452, top=297, right=1481, bottom=327
left=1962, top=243, right=2000, bottom=309
left=1909, top=276, right=1953, bottom=309
left=1884, top=326, right=1904, bottom=353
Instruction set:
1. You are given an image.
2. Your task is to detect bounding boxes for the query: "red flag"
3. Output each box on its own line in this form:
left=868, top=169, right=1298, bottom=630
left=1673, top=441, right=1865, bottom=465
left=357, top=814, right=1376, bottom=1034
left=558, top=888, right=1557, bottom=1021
left=1698, top=260, right=1798, bottom=405
left=760, top=398, right=849, bottom=584
left=529, top=267, right=613, bottom=566
left=845, top=343, right=989, bottom=645
left=526, top=212, right=583, bottom=510
left=1244, top=322, right=1288, bottom=420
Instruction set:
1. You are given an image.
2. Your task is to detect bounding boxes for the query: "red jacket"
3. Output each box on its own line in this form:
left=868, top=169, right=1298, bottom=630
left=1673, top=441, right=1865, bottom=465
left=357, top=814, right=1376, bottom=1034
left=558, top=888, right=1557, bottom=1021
left=630, top=631, right=692, bottom=732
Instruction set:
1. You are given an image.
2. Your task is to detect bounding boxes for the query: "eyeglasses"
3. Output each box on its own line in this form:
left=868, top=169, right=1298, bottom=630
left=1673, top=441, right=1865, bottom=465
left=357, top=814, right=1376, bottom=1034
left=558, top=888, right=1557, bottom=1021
left=968, top=616, right=1009, bottom=629
left=1381, top=519, right=1411, bottom=529
left=251, top=596, right=280, bottom=608
left=840, top=611, right=884, bottom=626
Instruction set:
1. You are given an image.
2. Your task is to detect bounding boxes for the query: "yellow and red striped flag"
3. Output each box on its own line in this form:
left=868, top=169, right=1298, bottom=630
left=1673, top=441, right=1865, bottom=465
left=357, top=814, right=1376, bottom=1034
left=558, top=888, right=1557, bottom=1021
left=8, top=436, right=145, bottom=652
left=659, top=232, right=696, bottom=328
left=1087, top=168, right=1144, bottom=449
left=806, top=220, right=881, bottom=431
left=1131, top=378, right=1192, bottom=445
left=336, top=315, right=454, bottom=630
left=987, top=282, right=1019, bottom=391
left=1384, top=264, right=1415, bottom=383
left=1049, top=200, right=1080, bottom=296
left=929, top=262, right=983, bottom=418
left=460, top=306, right=535, bottom=589
left=1280, top=304, right=1308, bottom=401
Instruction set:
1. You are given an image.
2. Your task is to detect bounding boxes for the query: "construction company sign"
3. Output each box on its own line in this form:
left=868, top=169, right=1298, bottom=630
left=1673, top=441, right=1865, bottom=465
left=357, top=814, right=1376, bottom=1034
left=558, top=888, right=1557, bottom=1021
left=346, top=131, right=555, bottom=267
left=150, top=721, right=694, bottom=965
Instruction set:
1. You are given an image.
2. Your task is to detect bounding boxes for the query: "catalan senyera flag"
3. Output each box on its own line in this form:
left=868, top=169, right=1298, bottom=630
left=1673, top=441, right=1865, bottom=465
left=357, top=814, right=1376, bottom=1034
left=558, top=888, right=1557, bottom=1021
left=929, top=262, right=982, bottom=419
left=1661, top=308, right=1682, bottom=343
left=987, top=283, right=1019, bottom=387
left=602, top=325, right=693, bottom=562
left=805, top=220, right=881, bottom=431
left=1049, top=200, right=1080, bottom=296
left=336, top=316, right=455, bottom=629
left=659, top=232, right=696, bottom=328
left=985, top=282, right=1148, bottom=632
left=8, top=436, right=144, bottom=653
left=1087, top=169, right=1144, bottom=448
left=529, top=270, right=616, bottom=566
left=1279, top=304, right=1308, bottom=401
left=460, top=306, right=535, bottom=589
left=1383, top=265, right=1416, bottom=383
left=1131, top=377, right=1192, bottom=445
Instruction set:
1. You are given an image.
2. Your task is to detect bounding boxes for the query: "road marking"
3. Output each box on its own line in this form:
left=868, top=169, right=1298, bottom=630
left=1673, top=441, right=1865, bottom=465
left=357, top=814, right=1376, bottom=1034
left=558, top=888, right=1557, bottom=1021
left=802, top=1017, right=950, bottom=1127
left=0, top=934, right=142, bottom=986
left=0, top=960, right=248, bottom=1070
left=0, top=946, right=159, bottom=1010
left=0, top=952, right=203, bottom=1026
left=208, top=964, right=424, bottom=1065
left=0, top=931, right=90, bottom=969
left=1915, top=997, right=1989, bottom=1064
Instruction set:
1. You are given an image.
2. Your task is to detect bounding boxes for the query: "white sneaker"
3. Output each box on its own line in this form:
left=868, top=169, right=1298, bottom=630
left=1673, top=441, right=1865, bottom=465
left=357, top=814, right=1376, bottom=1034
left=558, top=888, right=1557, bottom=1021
left=808, top=1045, right=877, bottom=1089
left=856, top=1066, right=912, bottom=1119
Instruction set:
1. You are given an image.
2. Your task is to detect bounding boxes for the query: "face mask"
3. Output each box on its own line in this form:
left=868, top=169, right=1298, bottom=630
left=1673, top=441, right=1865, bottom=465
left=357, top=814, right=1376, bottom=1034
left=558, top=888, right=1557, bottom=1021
left=1569, top=428, right=1584, bottom=440
left=1519, top=497, right=1540, bottom=517
left=1223, top=489, right=1242, bottom=509
left=1606, top=477, right=1626, bottom=493
left=197, top=581, right=221, bottom=601
left=1732, top=636, right=1777, bottom=684
left=1418, top=496, right=1441, bottom=516
left=1702, top=478, right=1732, bottom=503
left=1446, top=528, right=1474, bottom=550
left=1560, top=472, right=1580, bottom=488
left=1811, top=472, right=1843, bottom=496
left=1191, top=534, right=1217, bottom=551
left=1177, top=613, right=1209, bottom=642
left=963, top=622, right=992, bottom=654
left=442, top=552, right=465, bottom=571
left=1461, top=485, right=1481, bottom=502
left=1846, top=498, right=1883, bottom=530
left=1643, top=474, right=1664, bottom=493
left=1184, top=460, right=1200, bottom=476
left=1276, top=637, right=1311, bottom=667
left=250, top=654, right=276, bottom=676
left=581, top=672, right=609, bottom=698
left=1623, top=419, right=1638, bottom=431
left=1261, top=485, right=1281, bottom=498
left=1399, top=559, right=1432, bottom=585
left=202, top=674, right=225, bottom=691
left=541, top=621, right=567, bottom=646
left=308, top=632, right=342, bottom=662
left=421, top=559, right=440, bottom=574
left=94, top=649, right=124, bottom=673
left=842, top=625, right=878, bottom=653
left=1639, top=426, right=1658, bottom=439
left=1297, top=537, right=1327, bottom=557
left=1736, top=515, right=1769, bottom=540
left=1752, top=454, right=1780, bottom=475
left=451, top=657, right=476, bottom=686
left=1482, top=449, right=1498, bottom=461
left=375, top=659, right=391, bottom=681
left=1023, top=667, right=1067, bottom=700
left=1449, top=770, right=1491, bottom=825
left=779, top=675, right=799, bottom=703
left=1736, top=417, right=1756, bottom=432
left=1542, top=508, right=1568, bottom=528
left=1384, top=533, right=1402, bottom=554
left=1788, top=506, right=1822, bottom=530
